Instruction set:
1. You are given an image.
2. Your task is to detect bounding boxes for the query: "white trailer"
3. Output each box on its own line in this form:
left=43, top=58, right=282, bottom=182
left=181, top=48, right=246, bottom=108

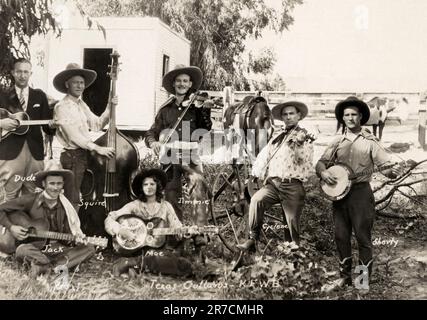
left=30, top=13, right=191, bottom=131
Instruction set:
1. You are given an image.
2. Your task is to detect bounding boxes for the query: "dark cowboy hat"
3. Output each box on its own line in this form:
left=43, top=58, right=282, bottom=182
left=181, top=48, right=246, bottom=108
left=272, top=101, right=308, bottom=120
left=35, top=160, right=74, bottom=189
left=131, top=169, right=168, bottom=197
left=335, top=96, right=370, bottom=125
left=53, top=63, right=97, bottom=94
left=162, top=64, right=203, bottom=94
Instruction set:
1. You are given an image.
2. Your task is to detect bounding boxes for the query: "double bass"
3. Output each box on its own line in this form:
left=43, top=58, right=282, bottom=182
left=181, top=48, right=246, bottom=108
left=79, top=51, right=140, bottom=237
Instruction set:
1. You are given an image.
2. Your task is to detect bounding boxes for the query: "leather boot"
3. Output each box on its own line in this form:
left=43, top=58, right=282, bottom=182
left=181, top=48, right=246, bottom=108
left=322, top=257, right=352, bottom=293
left=339, top=256, right=353, bottom=285
left=193, top=235, right=208, bottom=247
left=30, top=262, right=51, bottom=279
left=236, top=230, right=259, bottom=252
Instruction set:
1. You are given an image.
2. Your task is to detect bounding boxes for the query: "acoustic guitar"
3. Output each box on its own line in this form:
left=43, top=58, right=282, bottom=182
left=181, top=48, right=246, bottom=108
left=0, top=212, right=108, bottom=254
left=112, top=215, right=219, bottom=255
left=0, top=108, right=71, bottom=140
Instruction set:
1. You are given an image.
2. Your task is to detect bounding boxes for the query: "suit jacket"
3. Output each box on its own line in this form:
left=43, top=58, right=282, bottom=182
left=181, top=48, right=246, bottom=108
left=0, top=87, right=54, bottom=160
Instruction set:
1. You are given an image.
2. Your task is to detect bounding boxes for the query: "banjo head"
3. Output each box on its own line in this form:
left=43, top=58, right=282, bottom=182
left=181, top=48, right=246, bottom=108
left=116, top=215, right=147, bottom=250
left=320, top=164, right=352, bottom=201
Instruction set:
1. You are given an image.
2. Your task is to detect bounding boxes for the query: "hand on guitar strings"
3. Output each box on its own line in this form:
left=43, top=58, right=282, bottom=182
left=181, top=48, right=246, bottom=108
left=0, top=118, right=19, bottom=131
left=10, top=225, right=29, bottom=240
left=321, top=170, right=338, bottom=185
left=118, top=227, right=136, bottom=241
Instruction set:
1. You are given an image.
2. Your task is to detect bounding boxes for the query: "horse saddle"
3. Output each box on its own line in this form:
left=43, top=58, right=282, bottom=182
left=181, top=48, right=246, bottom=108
left=233, top=96, right=267, bottom=130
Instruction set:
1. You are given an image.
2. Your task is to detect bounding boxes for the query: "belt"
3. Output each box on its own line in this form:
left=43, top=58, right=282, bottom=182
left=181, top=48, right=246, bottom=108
left=271, top=177, right=301, bottom=184
left=63, top=148, right=86, bottom=153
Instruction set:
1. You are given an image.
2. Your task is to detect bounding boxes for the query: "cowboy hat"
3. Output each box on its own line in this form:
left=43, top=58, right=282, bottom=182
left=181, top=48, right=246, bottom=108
left=162, top=64, right=203, bottom=94
left=131, top=169, right=168, bottom=197
left=335, top=96, right=370, bottom=125
left=35, top=160, right=74, bottom=189
left=53, top=63, right=97, bottom=94
left=272, top=101, right=308, bottom=120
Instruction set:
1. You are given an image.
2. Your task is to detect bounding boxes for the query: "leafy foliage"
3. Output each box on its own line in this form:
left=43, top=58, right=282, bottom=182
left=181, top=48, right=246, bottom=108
left=0, top=0, right=104, bottom=88
left=223, top=241, right=332, bottom=299
left=0, top=0, right=60, bottom=87
left=76, top=0, right=303, bottom=90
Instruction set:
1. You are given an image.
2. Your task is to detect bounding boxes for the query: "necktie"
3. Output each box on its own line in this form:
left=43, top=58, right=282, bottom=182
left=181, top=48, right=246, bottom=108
left=19, top=88, right=26, bottom=111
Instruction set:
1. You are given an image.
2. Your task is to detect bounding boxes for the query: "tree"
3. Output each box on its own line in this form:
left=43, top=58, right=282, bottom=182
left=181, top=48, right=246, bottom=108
left=0, top=0, right=60, bottom=87
left=76, top=0, right=303, bottom=90
left=0, top=0, right=103, bottom=88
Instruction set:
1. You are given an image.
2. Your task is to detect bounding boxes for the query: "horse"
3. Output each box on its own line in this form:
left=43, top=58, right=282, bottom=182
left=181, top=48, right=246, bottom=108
left=223, top=95, right=274, bottom=162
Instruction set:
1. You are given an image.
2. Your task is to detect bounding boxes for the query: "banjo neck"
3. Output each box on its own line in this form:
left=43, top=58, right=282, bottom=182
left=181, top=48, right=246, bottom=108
left=348, top=163, right=396, bottom=180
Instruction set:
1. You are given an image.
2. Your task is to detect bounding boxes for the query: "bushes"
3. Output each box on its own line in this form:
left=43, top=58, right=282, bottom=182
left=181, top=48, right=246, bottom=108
left=222, top=241, right=331, bottom=299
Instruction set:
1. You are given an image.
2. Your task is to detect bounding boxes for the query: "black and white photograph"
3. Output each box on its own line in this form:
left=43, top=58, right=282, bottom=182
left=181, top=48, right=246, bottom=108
left=0, top=0, right=426, bottom=305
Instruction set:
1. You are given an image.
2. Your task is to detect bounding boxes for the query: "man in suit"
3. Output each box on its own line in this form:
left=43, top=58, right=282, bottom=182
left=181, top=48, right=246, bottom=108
left=0, top=58, right=55, bottom=204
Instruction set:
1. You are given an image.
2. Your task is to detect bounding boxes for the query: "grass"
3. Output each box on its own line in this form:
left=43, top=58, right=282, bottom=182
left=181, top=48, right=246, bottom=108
left=1, top=142, right=426, bottom=299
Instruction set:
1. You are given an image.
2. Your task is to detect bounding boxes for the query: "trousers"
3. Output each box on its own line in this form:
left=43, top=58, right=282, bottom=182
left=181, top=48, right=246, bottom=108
left=332, top=182, right=375, bottom=264
left=248, top=178, right=305, bottom=244
left=0, top=142, right=44, bottom=204
left=15, top=241, right=95, bottom=269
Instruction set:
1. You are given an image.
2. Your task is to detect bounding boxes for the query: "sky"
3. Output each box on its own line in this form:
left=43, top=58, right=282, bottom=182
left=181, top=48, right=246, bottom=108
left=249, top=0, right=427, bottom=92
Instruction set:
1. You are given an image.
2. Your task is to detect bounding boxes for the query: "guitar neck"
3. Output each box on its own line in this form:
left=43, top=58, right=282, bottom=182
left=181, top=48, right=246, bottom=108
left=152, top=226, right=217, bottom=237
left=29, top=230, right=98, bottom=246
left=350, top=163, right=395, bottom=179
left=19, top=120, right=51, bottom=125
left=31, top=230, right=76, bottom=242
left=152, top=227, right=193, bottom=236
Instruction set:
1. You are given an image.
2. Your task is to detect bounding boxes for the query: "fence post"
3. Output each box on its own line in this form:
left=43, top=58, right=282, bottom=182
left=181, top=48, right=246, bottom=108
left=418, top=91, right=427, bottom=150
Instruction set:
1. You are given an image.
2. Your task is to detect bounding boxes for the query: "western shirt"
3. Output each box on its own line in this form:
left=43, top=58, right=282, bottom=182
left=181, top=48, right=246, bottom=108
left=317, top=128, right=392, bottom=184
left=54, top=95, right=109, bottom=151
left=0, top=192, right=71, bottom=234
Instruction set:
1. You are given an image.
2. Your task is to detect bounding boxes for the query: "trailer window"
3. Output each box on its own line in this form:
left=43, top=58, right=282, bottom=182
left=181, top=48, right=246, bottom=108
left=162, top=54, right=170, bottom=77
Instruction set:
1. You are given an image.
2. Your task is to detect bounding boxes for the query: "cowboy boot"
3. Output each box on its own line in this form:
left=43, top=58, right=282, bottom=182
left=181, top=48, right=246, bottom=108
left=30, top=261, right=52, bottom=279
left=193, top=235, right=208, bottom=247
left=322, top=256, right=352, bottom=293
left=236, top=230, right=259, bottom=252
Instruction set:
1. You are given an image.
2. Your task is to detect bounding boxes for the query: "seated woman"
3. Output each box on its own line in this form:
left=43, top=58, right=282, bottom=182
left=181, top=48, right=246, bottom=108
left=104, top=168, right=193, bottom=277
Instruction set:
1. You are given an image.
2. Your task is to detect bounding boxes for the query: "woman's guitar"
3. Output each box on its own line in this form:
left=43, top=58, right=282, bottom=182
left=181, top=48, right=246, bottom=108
left=0, top=108, right=71, bottom=139
left=112, top=215, right=219, bottom=254
left=320, top=161, right=404, bottom=201
left=0, top=212, right=108, bottom=253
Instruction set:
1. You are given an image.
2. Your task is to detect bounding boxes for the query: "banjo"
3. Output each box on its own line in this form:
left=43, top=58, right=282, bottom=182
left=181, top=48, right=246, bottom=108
left=112, top=215, right=219, bottom=254
left=320, top=162, right=399, bottom=201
